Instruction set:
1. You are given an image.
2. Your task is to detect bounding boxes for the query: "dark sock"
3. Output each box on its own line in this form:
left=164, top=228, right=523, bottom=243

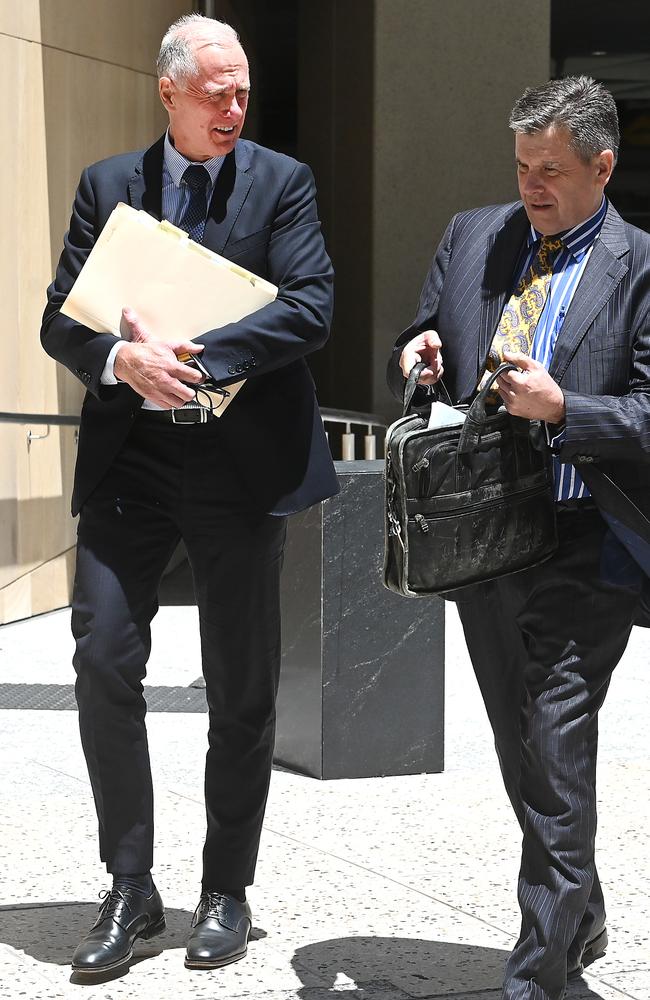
left=204, top=886, right=246, bottom=903
left=113, top=872, right=154, bottom=895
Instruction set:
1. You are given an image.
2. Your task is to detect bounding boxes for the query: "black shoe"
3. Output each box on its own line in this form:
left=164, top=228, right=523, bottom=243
left=185, top=892, right=252, bottom=970
left=71, top=886, right=166, bottom=973
left=567, top=924, right=608, bottom=979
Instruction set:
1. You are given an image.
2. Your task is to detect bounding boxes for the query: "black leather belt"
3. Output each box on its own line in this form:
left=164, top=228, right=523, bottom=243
left=137, top=405, right=214, bottom=425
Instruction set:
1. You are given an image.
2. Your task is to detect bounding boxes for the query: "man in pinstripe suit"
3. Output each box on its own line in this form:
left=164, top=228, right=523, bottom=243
left=388, top=77, right=650, bottom=1000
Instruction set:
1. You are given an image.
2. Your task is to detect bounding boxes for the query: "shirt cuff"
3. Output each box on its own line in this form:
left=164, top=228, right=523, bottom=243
left=101, top=341, right=126, bottom=384
left=545, top=422, right=566, bottom=449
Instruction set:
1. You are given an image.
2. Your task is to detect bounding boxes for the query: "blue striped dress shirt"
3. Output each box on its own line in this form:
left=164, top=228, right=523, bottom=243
left=509, top=196, right=608, bottom=500
left=161, top=129, right=225, bottom=224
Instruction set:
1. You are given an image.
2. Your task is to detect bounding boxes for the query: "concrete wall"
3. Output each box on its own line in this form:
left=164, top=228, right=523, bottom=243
left=298, top=0, right=551, bottom=416
left=0, top=0, right=189, bottom=624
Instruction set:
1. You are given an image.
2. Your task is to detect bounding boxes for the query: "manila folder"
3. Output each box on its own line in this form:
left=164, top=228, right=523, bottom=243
left=60, top=202, right=279, bottom=414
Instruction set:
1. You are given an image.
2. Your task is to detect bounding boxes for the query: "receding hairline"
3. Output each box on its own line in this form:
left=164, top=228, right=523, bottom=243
left=157, top=15, right=247, bottom=82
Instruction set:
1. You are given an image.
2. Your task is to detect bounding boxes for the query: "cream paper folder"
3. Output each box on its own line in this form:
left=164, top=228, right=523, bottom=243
left=61, top=202, right=278, bottom=414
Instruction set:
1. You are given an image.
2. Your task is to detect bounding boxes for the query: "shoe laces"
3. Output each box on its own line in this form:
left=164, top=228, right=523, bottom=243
left=201, top=891, right=226, bottom=916
left=98, top=887, right=131, bottom=920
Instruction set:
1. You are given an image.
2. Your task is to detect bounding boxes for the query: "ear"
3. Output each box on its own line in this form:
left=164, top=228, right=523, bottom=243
left=159, top=77, right=175, bottom=111
left=597, top=149, right=615, bottom=187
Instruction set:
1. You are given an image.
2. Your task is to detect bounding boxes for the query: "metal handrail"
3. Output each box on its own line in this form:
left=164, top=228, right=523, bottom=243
left=0, top=407, right=388, bottom=460
left=320, top=407, right=386, bottom=427
left=0, top=411, right=80, bottom=426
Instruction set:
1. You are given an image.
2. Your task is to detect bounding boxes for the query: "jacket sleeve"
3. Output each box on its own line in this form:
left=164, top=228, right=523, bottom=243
left=386, top=214, right=457, bottom=404
left=192, top=161, right=333, bottom=385
left=560, top=303, right=650, bottom=464
left=40, top=166, right=119, bottom=400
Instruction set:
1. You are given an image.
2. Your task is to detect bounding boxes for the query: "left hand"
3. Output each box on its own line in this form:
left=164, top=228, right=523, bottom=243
left=121, top=306, right=205, bottom=363
left=495, top=350, right=566, bottom=423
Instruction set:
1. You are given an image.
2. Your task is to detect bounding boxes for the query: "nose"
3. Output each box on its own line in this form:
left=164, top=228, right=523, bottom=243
left=521, top=170, right=544, bottom=197
left=222, top=94, right=243, bottom=121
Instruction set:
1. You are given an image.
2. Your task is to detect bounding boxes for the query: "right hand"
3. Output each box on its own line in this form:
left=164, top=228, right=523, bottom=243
left=399, top=330, right=444, bottom=385
left=116, top=308, right=205, bottom=408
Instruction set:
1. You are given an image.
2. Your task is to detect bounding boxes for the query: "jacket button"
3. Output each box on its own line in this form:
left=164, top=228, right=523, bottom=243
left=235, top=364, right=243, bottom=373
left=227, top=365, right=236, bottom=375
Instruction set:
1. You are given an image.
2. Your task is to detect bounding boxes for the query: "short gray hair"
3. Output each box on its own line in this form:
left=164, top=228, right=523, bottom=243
left=509, top=76, right=620, bottom=164
left=156, top=13, right=240, bottom=82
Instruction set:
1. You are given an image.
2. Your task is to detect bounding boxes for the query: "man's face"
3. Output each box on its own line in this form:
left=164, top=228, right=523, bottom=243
left=515, top=126, right=614, bottom=235
left=159, top=36, right=250, bottom=161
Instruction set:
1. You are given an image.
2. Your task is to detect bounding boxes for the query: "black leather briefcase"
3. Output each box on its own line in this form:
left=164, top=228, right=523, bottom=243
left=384, top=362, right=558, bottom=597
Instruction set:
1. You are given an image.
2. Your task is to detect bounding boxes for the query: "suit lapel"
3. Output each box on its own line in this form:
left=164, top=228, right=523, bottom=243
left=126, top=136, right=254, bottom=252
left=127, top=135, right=165, bottom=219
left=203, top=141, right=254, bottom=254
left=549, top=204, right=629, bottom=381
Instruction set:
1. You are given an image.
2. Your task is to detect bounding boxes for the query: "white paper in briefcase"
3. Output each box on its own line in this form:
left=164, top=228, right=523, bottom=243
left=61, top=202, right=278, bottom=414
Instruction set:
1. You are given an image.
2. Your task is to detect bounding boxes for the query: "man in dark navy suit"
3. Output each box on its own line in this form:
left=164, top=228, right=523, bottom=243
left=388, top=77, right=650, bottom=1000
left=42, top=13, right=338, bottom=975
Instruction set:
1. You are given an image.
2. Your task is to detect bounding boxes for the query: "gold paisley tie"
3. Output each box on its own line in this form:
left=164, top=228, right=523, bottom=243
left=479, top=235, right=563, bottom=390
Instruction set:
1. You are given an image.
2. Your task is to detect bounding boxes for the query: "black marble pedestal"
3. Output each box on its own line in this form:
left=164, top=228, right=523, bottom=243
left=276, top=460, right=445, bottom=779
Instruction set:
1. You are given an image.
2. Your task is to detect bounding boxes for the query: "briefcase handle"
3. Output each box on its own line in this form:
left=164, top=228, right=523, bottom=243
left=404, top=359, right=523, bottom=450
left=403, top=362, right=453, bottom=416
left=458, top=362, right=520, bottom=453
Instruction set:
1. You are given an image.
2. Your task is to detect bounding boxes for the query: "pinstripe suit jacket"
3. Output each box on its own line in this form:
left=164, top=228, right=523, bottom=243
left=388, top=199, right=650, bottom=520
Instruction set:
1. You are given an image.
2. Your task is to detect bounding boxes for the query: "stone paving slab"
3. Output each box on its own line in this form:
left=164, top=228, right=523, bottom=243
left=0, top=607, right=647, bottom=999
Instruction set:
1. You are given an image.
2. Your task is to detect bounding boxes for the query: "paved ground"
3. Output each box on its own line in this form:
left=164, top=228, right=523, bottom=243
left=0, top=602, right=647, bottom=999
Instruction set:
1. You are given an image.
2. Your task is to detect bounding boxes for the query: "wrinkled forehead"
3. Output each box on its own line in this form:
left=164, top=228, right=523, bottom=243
left=190, top=32, right=249, bottom=77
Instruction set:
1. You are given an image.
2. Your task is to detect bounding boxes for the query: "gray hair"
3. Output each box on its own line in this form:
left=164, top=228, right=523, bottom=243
left=157, top=13, right=240, bottom=82
left=509, top=76, right=620, bottom=164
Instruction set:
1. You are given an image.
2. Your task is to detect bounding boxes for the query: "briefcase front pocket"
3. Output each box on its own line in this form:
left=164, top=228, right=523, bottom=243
left=404, top=481, right=557, bottom=594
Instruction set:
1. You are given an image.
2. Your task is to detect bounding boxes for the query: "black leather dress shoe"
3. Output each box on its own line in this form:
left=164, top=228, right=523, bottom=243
left=185, top=892, right=252, bottom=969
left=567, top=924, right=608, bottom=979
left=72, top=886, right=166, bottom=973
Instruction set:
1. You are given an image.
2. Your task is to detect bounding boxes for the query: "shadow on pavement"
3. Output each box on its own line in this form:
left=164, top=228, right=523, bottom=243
left=0, top=901, right=192, bottom=966
left=0, top=900, right=268, bottom=986
left=291, top=937, right=615, bottom=999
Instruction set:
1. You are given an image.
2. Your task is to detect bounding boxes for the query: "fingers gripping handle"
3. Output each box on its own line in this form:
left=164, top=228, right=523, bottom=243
left=402, top=362, right=428, bottom=415
left=403, top=363, right=454, bottom=416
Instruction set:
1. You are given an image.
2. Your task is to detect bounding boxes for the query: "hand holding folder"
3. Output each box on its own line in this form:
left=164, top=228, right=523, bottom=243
left=61, top=202, right=278, bottom=414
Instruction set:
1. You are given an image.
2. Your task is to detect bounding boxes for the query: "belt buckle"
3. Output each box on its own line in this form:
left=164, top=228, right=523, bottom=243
left=171, top=405, right=208, bottom=425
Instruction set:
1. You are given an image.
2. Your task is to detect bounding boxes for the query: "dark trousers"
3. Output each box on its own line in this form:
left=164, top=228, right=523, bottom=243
left=457, top=508, right=643, bottom=1000
left=71, top=415, right=287, bottom=889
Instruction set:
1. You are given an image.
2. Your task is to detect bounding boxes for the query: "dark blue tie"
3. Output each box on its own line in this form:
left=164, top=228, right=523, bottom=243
left=180, top=164, right=210, bottom=243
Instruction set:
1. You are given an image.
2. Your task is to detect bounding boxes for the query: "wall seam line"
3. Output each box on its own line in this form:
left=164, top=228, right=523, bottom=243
left=0, top=30, right=158, bottom=79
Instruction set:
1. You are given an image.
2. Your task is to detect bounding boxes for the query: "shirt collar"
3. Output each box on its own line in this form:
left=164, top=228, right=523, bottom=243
left=526, top=196, right=608, bottom=260
left=163, top=129, right=226, bottom=190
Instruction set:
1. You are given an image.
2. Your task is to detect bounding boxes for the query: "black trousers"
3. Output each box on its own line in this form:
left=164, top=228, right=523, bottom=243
left=457, top=508, right=643, bottom=1000
left=71, top=415, right=287, bottom=889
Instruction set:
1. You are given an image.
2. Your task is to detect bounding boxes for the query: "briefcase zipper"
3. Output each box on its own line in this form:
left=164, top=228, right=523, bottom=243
left=414, top=514, right=429, bottom=533
left=411, top=485, right=547, bottom=532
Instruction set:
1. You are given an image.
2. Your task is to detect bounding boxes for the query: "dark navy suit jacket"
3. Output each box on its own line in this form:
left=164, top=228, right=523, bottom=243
left=42, top=135, right=339, bottom=516
left=388, top=200, right=650, bottom=530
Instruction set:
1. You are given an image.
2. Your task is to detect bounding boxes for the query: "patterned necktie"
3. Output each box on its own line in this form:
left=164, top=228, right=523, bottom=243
left=179, top=164, right=210, bottom=243
left=479, top=235, right=563, bottom=389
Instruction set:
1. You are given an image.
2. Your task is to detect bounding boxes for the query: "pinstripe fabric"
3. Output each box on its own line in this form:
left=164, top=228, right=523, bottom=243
left=388, top=198, right=650, bottom=1000
left=389, top=199, right=650, bottom=514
